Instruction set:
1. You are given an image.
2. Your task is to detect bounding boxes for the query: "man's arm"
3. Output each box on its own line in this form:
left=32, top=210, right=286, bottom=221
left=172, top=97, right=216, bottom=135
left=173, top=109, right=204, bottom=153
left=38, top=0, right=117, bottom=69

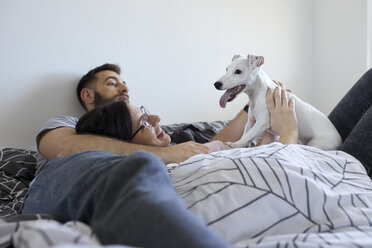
left=39, top=127, right=210, bottom=164
left=210, top=107, right=248, bottom=142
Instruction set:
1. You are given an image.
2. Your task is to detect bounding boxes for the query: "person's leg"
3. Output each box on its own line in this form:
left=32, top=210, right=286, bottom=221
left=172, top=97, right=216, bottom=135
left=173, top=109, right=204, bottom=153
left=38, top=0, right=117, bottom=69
left=328, top=68, right=372, bottom=140
left=339, top=107, right=372, bottom=177
left=87, top=151, right=229, bottom=248
left=328, top=68, right=372, bottom=177
left=22, top=151, right=229, bottom=248
left=22, top=151, right=121, bottom=220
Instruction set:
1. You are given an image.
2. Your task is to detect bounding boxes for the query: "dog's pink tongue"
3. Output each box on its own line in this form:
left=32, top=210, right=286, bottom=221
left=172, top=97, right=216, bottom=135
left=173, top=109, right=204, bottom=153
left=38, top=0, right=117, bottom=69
left=219, top=89, right=234, bottom=108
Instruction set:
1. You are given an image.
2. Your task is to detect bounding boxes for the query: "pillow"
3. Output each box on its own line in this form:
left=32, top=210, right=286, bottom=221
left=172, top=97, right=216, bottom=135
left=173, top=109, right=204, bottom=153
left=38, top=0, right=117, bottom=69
left=162, top=120, right=229, bottom=144
left=0, top=148, right=37, bottom=218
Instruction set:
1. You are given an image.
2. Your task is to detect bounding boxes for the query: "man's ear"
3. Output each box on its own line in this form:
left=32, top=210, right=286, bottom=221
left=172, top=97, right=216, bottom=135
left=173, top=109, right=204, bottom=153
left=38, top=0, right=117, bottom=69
left=80, top=88, right=95, bottom=105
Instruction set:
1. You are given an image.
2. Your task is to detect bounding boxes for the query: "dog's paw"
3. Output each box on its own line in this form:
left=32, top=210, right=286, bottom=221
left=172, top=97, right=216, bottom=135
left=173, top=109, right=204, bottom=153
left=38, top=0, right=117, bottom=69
left=224, top=141, right=241, bottom=149
left=224, top=142, right=234, bottom=148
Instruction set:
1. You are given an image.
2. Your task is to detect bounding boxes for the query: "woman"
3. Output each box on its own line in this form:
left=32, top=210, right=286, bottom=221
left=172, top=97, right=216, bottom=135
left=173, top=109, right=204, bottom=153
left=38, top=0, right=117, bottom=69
left=75, top=100, right=172, bottom=147
left=75, top=100, right=171, bottom=147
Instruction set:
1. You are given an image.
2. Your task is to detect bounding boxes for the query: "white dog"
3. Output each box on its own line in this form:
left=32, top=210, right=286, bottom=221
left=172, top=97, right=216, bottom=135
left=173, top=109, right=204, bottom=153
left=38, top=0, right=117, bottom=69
left=214, top=54, right=342, bottom=150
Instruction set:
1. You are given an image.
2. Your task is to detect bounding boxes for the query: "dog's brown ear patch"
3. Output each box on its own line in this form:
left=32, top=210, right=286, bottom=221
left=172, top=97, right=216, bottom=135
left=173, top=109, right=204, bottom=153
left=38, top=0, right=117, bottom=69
left=232, top=54, right=241, bottom=61
left=258, top=57, right=264, bottom=67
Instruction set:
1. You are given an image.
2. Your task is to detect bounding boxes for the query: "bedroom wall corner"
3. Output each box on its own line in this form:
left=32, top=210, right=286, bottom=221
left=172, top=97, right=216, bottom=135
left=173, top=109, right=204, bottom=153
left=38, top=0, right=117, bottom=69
left=312, top=0, right=368, bottom=115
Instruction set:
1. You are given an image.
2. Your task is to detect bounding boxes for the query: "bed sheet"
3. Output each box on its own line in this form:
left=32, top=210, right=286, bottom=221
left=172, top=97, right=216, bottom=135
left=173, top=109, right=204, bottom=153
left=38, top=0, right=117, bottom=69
left=169, top=143, right=372, bottom=247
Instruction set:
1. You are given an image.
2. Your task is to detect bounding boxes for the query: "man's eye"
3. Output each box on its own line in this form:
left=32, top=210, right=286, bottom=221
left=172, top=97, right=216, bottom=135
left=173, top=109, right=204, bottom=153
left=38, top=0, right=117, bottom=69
left=235, top=69, right=242, bottom=74
left=108, top=81, right=117, bottom=86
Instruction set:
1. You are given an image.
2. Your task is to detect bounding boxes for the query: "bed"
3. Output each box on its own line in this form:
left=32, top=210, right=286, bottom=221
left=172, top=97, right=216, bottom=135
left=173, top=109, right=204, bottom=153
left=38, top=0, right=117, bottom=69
left=1, top=120, right=372, bottom=248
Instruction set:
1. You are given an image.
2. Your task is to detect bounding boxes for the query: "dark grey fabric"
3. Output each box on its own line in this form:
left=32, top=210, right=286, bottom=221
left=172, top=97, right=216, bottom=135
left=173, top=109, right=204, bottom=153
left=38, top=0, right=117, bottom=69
left=22, top=151, right=230, bottom=248
left=162, top=120, right=229, bottom=139
left=0, top=148, right=37, bottom=218
left=328, top=68, right=372, bottom=178
left=170, top=124, right=217, bottom=144
left=162, top=120, right=229, bottom=145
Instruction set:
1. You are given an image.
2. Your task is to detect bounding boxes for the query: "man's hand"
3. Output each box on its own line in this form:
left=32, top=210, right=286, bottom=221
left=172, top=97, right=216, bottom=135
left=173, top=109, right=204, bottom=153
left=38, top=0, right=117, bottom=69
left=156, top=141, right=210, bottom=164
left=266, top=87, right=298, bottom=144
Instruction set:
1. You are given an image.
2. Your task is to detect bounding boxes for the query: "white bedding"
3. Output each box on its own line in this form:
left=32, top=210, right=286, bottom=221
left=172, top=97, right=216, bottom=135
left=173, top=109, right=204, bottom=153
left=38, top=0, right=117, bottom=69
left=2, top=218, right=136, bottom=248
left=169, top=143, right=372, bottom=247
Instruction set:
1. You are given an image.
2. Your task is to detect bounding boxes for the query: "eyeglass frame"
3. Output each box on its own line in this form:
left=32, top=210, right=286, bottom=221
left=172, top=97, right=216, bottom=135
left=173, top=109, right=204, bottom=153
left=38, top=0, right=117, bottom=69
left=132, top=106, right=153, bottom=139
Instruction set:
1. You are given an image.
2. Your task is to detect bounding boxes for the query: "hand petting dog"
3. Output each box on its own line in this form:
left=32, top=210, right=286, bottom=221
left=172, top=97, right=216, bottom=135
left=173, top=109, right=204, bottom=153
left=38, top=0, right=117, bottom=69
left=266, top=87, right=298, bottom=145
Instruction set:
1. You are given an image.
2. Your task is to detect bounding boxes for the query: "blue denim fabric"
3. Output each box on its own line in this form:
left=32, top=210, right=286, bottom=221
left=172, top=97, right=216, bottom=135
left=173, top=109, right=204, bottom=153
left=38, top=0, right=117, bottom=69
left=22, top=151, right=229, bottom=248
left=328, top=68, right=372, bottom=178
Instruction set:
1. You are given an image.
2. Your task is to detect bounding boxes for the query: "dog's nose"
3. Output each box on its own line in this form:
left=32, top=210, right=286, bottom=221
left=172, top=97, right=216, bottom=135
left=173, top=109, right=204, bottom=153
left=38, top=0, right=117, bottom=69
left=214, top=81, right=223, bottom=90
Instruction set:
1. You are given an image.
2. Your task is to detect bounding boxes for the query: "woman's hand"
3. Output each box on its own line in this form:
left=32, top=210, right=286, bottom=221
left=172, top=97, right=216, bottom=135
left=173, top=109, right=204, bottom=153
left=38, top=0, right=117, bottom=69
left=266, top=87, right=298, bottom=144
left=158, top=141, right=210, bottom=164
left=272, top=80, right=292, bottom=93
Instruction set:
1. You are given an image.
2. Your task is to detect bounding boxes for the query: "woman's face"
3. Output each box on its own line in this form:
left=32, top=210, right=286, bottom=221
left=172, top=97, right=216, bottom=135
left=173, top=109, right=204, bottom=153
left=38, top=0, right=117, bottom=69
left=128, top=104, right=171, bottom=147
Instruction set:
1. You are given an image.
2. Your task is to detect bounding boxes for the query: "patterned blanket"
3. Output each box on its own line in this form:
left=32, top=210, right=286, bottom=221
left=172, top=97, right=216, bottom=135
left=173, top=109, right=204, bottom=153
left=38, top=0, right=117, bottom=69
left=169, top=143, right=372, bottom=247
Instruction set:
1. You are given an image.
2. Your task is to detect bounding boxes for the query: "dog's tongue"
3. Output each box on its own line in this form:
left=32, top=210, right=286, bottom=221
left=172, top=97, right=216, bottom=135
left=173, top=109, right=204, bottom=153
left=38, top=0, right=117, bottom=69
left=219, top=88, right=235, bottom=108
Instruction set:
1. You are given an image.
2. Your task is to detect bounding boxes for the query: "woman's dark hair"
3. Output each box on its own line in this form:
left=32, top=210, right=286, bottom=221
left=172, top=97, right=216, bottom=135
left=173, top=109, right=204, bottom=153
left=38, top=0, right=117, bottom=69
left=75, top=101, right=133, bottom=142
left=77, top=63, right=121, bottom=110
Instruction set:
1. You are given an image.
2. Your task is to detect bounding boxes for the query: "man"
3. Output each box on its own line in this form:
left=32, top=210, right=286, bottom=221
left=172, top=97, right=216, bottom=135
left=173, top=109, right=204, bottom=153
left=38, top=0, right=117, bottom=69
left=22, top=63, right=237, bottom=248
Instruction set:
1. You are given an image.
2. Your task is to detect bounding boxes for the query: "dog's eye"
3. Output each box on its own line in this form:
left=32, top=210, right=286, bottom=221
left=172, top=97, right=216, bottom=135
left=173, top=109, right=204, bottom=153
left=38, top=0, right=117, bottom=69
left=235, top=69, right=242, bottom=74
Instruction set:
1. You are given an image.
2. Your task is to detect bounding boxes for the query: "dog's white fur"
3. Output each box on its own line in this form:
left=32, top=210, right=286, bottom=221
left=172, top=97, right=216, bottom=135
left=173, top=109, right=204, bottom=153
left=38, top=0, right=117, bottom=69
left=215, top=54, right=342, bottom=150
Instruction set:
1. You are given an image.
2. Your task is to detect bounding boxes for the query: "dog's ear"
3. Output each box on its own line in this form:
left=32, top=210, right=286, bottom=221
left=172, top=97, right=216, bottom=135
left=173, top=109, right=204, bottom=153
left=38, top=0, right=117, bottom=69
left=248, top=55, right=264, bottom=69
left=258, top=57, right=264, bottom=67
left=232, top=54, right=241, bottom=61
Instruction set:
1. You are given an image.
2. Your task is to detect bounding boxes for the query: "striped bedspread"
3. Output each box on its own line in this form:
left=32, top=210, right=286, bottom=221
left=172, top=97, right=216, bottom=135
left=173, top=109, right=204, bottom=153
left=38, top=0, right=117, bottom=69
left=169, top=143, right=372, bottom=247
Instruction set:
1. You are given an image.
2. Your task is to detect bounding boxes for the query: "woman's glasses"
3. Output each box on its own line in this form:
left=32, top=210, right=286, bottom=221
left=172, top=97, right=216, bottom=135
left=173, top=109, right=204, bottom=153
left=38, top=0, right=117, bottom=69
left=132, top=106, right=153, bottom=139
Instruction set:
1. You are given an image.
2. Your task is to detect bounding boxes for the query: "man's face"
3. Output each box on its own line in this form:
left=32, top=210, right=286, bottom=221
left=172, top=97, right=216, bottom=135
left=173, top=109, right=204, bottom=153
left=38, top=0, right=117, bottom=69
left=93, top=70, right=129, bottom=107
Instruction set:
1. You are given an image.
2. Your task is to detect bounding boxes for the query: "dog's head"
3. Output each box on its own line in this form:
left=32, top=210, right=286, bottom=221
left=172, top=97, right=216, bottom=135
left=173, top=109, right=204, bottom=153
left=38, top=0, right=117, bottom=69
left=214, top=54, right=264, bottom=108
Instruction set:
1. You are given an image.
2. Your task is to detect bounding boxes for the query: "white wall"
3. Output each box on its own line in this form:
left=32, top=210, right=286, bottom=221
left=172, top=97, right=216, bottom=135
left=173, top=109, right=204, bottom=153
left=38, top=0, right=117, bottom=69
left=313, top=0, right=368, bottom=114
left=0, top=0, right=368, bottom=151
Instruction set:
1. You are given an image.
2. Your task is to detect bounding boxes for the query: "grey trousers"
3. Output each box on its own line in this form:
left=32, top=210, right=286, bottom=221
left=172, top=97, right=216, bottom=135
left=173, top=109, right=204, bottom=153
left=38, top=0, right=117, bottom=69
left=22, top=151, right=230, bottom=248
left=328, top=68, right=372, bottom=178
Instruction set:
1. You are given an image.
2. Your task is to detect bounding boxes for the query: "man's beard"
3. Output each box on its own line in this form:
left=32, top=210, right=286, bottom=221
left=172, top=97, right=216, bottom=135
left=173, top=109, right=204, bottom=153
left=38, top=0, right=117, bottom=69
left=94, top=91, right=116, bottom=107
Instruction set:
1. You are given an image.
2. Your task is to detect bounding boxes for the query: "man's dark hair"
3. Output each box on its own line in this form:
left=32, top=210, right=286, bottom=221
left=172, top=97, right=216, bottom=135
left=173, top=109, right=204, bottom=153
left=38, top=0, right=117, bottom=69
left=77, top=63, right=121, bottom=110
left=75, top=101, right=133, bottom=141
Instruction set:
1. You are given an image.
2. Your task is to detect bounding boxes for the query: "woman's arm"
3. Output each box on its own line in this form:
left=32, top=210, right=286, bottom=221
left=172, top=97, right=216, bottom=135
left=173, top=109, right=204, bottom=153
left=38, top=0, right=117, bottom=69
left=210, top=108, right=248, bottom=142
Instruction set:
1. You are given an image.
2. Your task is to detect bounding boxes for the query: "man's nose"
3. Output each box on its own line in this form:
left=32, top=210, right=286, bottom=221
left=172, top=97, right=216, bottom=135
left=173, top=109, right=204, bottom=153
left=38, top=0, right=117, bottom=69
left=119, top=82, right=128, bottom=93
